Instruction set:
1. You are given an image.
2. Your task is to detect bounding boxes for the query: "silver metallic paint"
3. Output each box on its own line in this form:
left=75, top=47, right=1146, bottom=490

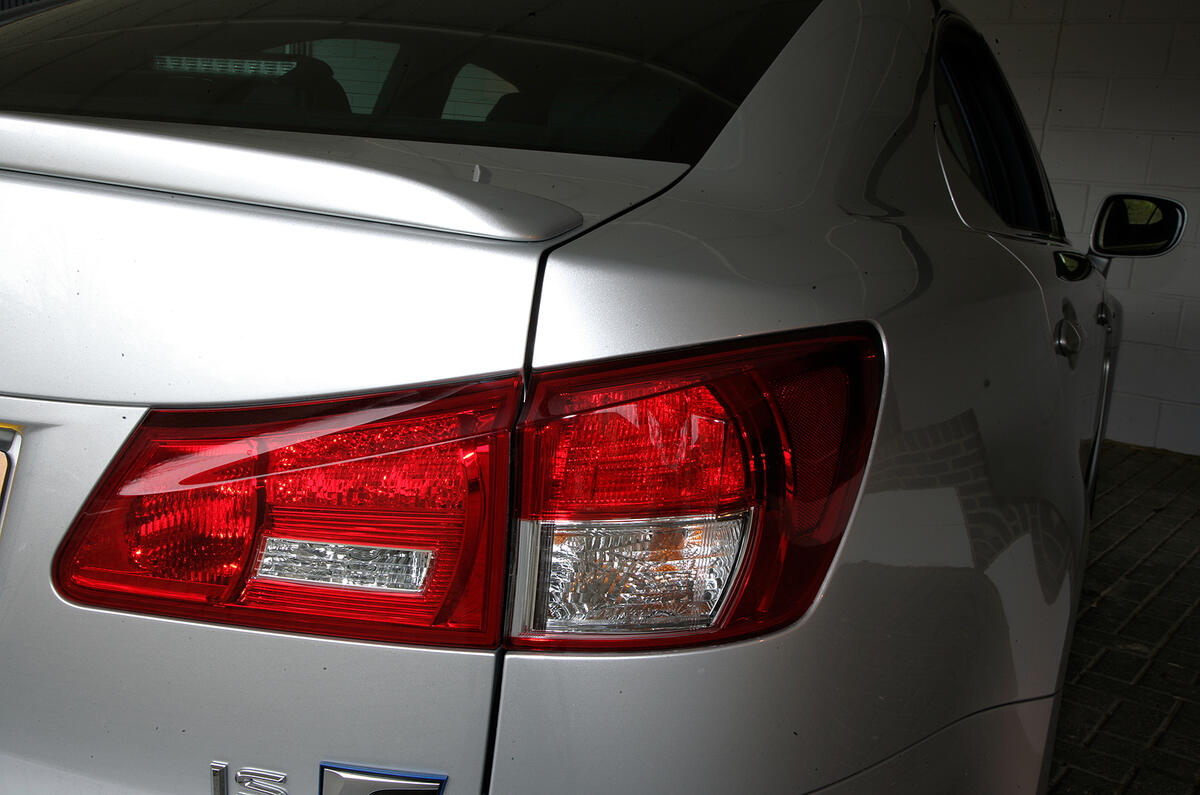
left=0, top=124, right=686, bottom=406
left=0, top=113, right=583, bottom=242
left=0, top=32, right=690, bottom=795
left=496, top=0, right=1095, bottom=790
left=0, top=0, right=1118, bottom=792
left=0, top=395, right=490, bottom=795
left=0, top=171, right=540, bottom=406
left=816, top=697, right=1057, bottom=793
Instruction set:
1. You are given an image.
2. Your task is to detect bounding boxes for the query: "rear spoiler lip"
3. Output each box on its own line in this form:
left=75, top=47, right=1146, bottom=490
left=0, top=112, right=584, bottom=241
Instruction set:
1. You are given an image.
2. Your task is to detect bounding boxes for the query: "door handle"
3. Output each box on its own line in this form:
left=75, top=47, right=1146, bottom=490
left=1055, top=300, right=1083, bottom=364
left=1055, top=317, right=1083, bottom=357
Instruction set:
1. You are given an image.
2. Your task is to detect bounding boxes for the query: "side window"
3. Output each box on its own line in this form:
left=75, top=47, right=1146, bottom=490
left=935, top=27, right=1062, bottom=238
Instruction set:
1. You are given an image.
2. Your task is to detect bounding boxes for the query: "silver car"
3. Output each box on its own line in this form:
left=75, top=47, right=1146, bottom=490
left=0, top=0, right=1187, bottom=793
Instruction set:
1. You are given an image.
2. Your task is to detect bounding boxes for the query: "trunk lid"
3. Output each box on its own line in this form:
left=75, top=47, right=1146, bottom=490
left=0, top=115, right=684, bottom=405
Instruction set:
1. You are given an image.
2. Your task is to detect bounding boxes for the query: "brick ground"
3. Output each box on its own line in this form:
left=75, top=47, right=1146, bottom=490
left=1050, top=442, right=1200, bottom=794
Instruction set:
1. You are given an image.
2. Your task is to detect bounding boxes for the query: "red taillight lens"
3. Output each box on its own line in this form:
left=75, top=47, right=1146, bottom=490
left=55, top=328, right=881, bottom=652
left=510, top=329, right=883, bottom=650
left=55, top=378, right=519, bottom=647
left=525, top=384, right=751, bottom=521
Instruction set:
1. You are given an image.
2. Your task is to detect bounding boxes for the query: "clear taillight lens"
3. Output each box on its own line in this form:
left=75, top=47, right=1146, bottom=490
left=538, top=512, right=752, bottom=633
left=510, top=328, right=883, bottom=651
left=54, top=378, right=519, bottom=647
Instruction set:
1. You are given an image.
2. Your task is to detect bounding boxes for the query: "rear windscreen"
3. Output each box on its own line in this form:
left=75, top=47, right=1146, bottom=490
left=0, top=0, right=819, bottom=163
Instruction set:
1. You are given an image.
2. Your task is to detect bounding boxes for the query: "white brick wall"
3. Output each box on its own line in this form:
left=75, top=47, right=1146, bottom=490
left=954, top=0, right=1200, bottom=454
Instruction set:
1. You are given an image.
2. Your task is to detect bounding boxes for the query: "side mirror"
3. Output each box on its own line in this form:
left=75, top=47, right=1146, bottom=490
left=1091, top=194, right=1186, bottom=258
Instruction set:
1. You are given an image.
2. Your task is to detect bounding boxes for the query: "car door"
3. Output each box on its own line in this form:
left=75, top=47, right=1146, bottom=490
left=934, top=20, right=1107, bottom=528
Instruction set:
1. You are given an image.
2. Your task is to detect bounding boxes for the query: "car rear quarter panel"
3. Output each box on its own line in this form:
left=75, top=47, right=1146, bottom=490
left=493, top=0, right=1084, bottom=791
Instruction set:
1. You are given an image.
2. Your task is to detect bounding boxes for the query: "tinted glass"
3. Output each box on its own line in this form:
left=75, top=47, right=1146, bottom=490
left=936, top=26, right=1061, bottom=237
left=0, top=0, right=819, bottom=163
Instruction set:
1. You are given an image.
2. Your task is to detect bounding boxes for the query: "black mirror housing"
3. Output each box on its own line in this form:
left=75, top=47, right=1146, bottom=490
left=1091, top=194, right=1187, bottom=258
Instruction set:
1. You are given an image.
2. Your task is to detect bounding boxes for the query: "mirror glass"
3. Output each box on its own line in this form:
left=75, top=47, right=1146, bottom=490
left=1055, top=251, right=1092, bottom=282
left=1092, top=194, right=1186, bottom=257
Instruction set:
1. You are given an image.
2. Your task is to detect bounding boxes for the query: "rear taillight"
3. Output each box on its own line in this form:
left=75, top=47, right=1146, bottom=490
left=55, top=328, right=882, bottom=651
left=54, top=378, right=519, bottom=647
left=509, top=329, right=883, bottom=650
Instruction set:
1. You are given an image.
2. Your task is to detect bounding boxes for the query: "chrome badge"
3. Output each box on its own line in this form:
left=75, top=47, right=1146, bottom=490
left=211, top=762, right=287, bottom=795
left=321, top=763, right=447, bottom=794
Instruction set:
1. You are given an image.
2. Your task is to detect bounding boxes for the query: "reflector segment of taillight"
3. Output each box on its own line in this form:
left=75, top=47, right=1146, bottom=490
left=511, top=328, right=883, bottom=651
left=55, top=378, right=519, bottom=647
